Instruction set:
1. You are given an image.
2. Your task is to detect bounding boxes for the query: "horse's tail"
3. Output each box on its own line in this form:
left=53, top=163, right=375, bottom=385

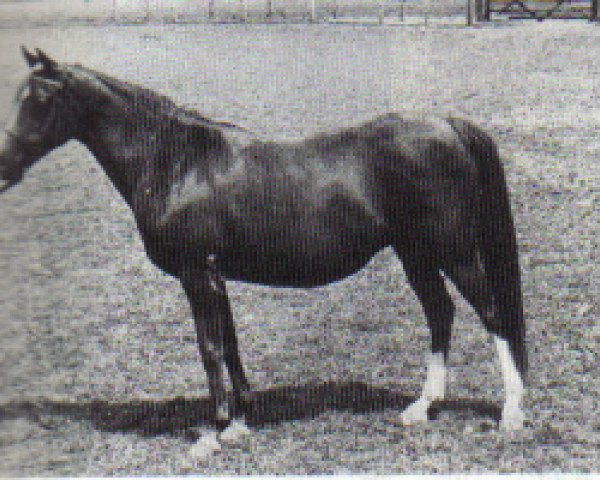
left=447, top=117, right=527, bottom=378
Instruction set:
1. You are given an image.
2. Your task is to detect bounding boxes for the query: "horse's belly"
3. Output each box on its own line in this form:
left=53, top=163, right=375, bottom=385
left=141, top=172, right=388, bottom=285
left=221, top=248, right=380, bottom=287
left=220, top=224, right=387, bottom=287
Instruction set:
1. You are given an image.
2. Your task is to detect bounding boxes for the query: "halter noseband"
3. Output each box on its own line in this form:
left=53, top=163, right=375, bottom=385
left=4, top=128, right=47, bottom=151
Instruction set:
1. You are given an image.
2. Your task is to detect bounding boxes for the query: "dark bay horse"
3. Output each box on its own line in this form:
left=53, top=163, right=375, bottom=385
left=0, top=48, right=527, bottom=458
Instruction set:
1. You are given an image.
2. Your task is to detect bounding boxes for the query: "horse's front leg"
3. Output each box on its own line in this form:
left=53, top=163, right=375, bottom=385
left=205, top=255, right=252, bottom=444
left=181, top=258, right=251, bottom=460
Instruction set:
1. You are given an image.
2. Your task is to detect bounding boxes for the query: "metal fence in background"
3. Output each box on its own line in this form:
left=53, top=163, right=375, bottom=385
left=209, top=0, right=598, bottom=23
left=1, top=0, right=596, bottom=27
left=208, top=0, right=467, bottom=23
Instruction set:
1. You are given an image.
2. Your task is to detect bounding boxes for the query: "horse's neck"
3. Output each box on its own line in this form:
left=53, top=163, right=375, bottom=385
left=79, top=112, right=158, bottom=204
left=78, top=103, right=234, bottom=215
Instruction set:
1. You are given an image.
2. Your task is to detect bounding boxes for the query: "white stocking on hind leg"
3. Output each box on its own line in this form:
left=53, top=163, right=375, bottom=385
left=401, top=352, right=447, bottom=425
left=398, top=258, right=453, bottom=426
left=442, top=258, right=526, bottom=431
left=400, top=253, right=526, bottom=430
left=401, top=337, right=525, bottom=430
left=494, top=335, right=524, bottom=430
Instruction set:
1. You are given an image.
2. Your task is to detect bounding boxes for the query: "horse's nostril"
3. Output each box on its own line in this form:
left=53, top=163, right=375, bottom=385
left=0, top=166, right=21, bottom=194
left=0, top=158, right=22, bottom=184
left=0, top=178, right=12, bottom=194
left=0, top=157, right=9, bottom=176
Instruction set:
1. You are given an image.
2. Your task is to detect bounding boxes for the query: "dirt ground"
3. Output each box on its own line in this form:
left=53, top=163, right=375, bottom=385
left=0, top=20, right=598, bottom=475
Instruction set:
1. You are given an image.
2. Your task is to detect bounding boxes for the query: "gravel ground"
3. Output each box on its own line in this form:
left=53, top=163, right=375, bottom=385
left=0, top=20, right=598, bottom=475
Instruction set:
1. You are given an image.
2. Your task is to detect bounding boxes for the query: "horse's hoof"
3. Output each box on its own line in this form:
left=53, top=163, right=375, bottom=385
left=400, top=399, right=429, bottom=426
left=219, top=418, right=251, bottom=446
left=189, top=432, right=221, bottom=461
left=500, top=407, right=524, bottom=431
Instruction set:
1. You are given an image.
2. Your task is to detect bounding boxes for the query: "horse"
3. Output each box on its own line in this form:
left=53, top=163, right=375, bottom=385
left=0, top=47, right=527, bottom=459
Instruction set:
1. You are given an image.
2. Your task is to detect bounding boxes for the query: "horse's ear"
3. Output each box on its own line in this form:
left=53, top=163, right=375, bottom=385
left=21, top=46, right=38, bottom=68
left=30, top=76, right=62, bottom=103
left=34, top=48, right=57, bottom=72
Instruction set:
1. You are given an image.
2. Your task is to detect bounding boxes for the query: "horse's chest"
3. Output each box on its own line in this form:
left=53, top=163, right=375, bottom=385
left=131, top=171, right=219, bottom=271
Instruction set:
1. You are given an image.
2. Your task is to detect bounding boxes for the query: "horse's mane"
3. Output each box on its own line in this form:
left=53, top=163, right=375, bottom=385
left=73, top=65, right=248, bottom=134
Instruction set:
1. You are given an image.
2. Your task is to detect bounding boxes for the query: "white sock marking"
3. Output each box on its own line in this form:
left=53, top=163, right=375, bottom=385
left=189, top=430, right=221, bottom=461
left=421, top=351, right=446, bottom=401
left=219, top=418, right=251, bottom=445
left=402, top=352, right=446, bottom=425
left=494, top=335, right=525, bottom=430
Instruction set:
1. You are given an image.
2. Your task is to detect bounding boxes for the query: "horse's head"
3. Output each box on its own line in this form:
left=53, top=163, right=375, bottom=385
left=0, top=47, right=83, bottom=193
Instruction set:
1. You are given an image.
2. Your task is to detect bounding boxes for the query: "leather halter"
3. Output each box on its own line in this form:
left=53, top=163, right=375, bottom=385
left=3, top=128, right=46, bottom=151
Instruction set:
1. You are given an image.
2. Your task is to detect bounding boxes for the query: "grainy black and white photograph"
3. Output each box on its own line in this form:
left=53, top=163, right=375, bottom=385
left=0, top=0, right=598, bottom=475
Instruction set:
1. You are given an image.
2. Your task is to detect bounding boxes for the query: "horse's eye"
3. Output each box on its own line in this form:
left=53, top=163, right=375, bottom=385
left=28, top=77, right=62, bottom=104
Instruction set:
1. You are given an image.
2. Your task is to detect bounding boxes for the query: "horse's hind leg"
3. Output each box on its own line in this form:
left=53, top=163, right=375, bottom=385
left=442, top=254, right=525, bottom=430
left=398, top=253, right=455, bottom=425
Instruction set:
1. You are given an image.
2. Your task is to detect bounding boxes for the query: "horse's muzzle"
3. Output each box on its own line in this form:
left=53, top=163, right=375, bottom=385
left=0, top=154, right=24, bottom=194
left=0, top=176, right=20, bottom=194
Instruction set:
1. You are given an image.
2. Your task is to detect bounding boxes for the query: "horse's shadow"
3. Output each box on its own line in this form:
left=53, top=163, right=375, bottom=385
left=0, top=382, right=501, bottom=439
